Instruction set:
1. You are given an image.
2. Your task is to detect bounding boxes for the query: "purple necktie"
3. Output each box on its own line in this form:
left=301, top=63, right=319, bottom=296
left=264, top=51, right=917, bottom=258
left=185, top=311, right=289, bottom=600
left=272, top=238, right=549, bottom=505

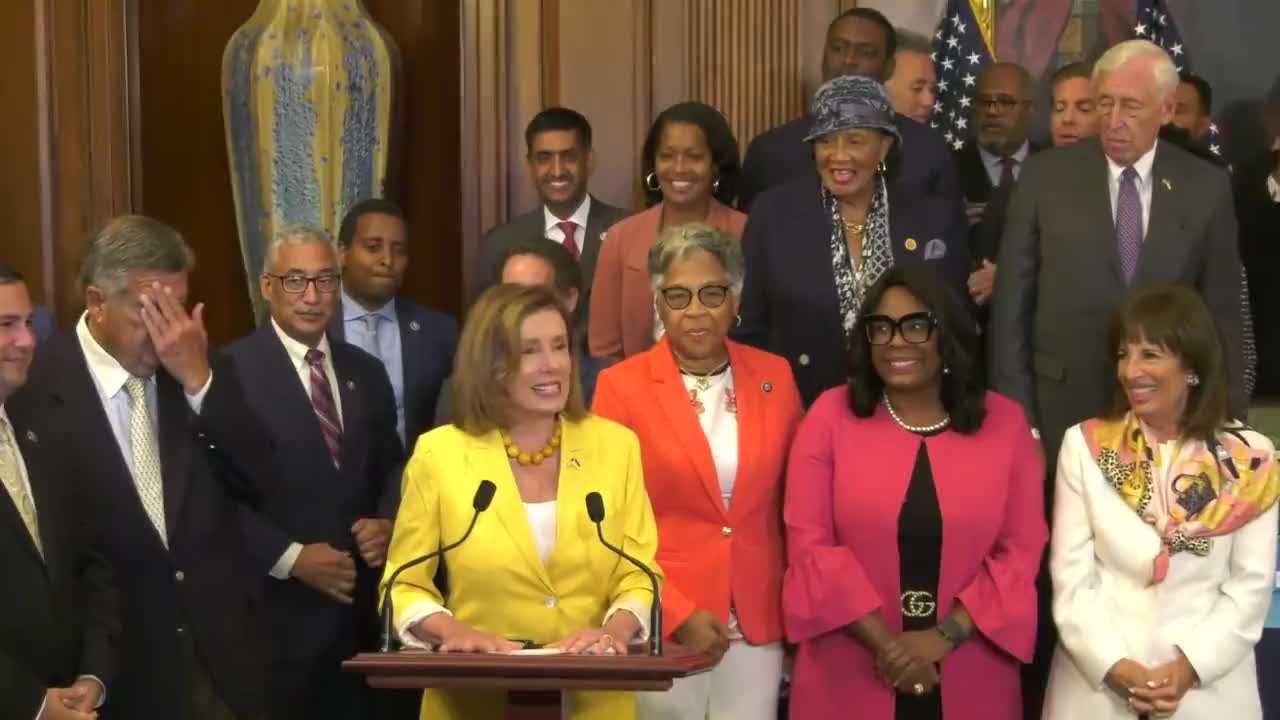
left=1116, top=167, right=1143, bottom=284
left=305, top=348, right=343, bottom=469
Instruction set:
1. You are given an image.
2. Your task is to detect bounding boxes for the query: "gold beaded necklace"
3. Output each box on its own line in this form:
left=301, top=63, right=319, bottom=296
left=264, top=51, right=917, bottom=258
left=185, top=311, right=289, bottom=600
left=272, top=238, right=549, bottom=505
left=500, top=422, right=563, bottom=466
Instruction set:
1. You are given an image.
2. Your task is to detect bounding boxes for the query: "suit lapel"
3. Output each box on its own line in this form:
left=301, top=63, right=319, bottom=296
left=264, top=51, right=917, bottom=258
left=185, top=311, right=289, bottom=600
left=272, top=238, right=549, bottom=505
left=1085, top=142, right=1126, bottom=283
left=4, top=425, right=48, bottom=567
left=156, top=374, right=193, bottom=542
left=1136, top=145, right=1184, bottom=285
left=467, top=431, right=556, bottom=593
left=256, top=328, right=336, bottom=469
left=547, top=424, right=592, bottom=589
left=581, top=197, right=611, bottom=283
left=650, top=339, right=727, bottom=518
left=331, top=346, right=364, bottom=473
left=396, top=302, right=426, bottom=436
left=958, top=144, right=994, bottom=201
left=724, top=341, right=764, bottom=521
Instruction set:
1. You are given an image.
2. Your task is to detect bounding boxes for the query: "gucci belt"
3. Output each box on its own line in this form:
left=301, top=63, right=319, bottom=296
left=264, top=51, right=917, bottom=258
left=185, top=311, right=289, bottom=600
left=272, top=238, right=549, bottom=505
left=901, top=590, right=936, bottom=618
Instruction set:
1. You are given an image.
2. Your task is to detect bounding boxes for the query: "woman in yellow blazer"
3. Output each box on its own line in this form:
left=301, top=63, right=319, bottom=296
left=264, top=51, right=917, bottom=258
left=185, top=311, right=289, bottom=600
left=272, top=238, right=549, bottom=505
left=381, top=283, right=662, bottom=720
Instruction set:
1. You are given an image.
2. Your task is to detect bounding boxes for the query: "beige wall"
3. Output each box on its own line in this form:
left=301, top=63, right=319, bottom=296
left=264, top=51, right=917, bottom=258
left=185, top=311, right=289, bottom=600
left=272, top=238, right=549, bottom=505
left=459, top=0, right=865, bottom=299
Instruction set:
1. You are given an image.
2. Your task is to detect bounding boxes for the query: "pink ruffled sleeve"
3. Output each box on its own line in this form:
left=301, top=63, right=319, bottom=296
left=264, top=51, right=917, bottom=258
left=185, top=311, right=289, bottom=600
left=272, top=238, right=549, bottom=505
left=954, top=409, right=1048, bottom=662
left=782, top=397, right=882, bottom=643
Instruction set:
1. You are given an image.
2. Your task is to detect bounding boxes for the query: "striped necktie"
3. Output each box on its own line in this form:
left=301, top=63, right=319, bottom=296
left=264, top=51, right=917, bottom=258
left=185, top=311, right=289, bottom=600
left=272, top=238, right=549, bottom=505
left=305, top=349, right=343, bottom=469
left=124, top=376, right=168, bottom=547
left=0, top=417, right=42, bottom=556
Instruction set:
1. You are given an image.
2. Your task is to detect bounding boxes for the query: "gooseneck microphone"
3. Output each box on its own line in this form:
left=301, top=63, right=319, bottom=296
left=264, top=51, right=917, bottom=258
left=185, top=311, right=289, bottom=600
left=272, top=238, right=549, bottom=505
left=379, top=479, right=497, bottom=652
left=585, top=491, right=663, bottom=656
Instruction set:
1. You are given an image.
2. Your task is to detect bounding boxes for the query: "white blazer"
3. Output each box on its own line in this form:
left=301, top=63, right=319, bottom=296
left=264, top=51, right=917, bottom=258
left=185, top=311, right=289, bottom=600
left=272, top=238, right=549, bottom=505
left=1043, top=423, right=1279, bottom=720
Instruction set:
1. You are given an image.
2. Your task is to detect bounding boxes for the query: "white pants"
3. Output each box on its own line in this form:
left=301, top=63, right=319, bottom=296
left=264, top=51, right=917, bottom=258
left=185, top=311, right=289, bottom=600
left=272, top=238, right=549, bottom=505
left=636, top=641, right=784, bottom=720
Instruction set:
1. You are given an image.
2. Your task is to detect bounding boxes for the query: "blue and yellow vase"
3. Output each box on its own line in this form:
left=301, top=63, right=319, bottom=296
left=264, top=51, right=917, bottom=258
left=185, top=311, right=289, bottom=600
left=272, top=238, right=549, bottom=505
left=222, top=0, right=399, bottom=319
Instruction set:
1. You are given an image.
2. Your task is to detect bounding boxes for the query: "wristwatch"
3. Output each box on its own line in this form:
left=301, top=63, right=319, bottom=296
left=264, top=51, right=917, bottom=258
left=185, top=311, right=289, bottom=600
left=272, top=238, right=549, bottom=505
left=936, top=616, right=970, bottom=647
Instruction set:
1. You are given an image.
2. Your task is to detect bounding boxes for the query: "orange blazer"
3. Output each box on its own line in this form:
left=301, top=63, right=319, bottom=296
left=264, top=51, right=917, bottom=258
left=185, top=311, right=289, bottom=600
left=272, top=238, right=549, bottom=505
left=587, top=200, right=747, bottom=364
left=592, top=336, right=803, bottom=643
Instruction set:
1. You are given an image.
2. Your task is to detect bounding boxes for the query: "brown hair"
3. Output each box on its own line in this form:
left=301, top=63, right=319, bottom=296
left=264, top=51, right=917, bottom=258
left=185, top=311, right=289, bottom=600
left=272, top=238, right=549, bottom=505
left=1051, top=61, right=1093, bottom=89
left=1107, top=286, right=1229, bottom=441
left=450, top=283, right=586, bottom=434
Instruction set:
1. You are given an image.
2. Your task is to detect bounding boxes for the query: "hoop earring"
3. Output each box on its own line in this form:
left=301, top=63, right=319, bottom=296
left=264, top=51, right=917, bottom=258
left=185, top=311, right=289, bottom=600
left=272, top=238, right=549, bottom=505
left=1186, top=372, right=1200, bottom=387
left=876, top=161, right=887, bottom=175
left=712, top=177, right=721, bottom=193
left=735, top=314, right=742, bottom=327
left=644, top=172, right=660, bottom=192
left=943, top=366, right=951, bottom=375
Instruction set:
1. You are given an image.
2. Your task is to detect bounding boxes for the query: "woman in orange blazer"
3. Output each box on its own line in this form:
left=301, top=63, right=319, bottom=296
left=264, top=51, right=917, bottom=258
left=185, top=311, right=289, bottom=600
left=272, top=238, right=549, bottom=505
left=593, top=223, right=803, bottom=720
left=589, top=102, right=747, bottom=364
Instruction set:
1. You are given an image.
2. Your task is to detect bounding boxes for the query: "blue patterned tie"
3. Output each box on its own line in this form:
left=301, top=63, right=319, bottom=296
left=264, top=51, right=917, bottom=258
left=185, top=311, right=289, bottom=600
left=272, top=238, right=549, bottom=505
left=1116, top=167, right=1143, bottom=284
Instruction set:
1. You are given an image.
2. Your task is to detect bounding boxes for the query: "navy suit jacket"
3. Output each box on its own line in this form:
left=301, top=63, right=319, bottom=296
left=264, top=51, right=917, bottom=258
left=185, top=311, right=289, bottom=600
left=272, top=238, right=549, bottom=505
left=32, top=305, right=55, bottom=340
left=6, top=333, right=275, bottom=720
left=737, top=113, right=963, bottom=213
left=734, top=174, right=971, bottom=407
left=328, top=297, right=457, bottom=452
left=224, top=326, right=404, bottom=680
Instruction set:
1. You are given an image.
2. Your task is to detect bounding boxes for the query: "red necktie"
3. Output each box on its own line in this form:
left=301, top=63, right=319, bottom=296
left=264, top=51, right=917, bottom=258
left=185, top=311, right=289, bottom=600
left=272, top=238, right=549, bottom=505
left=557, top=221, right=581, bottom=259
left=305, top=348, right=343, bottom=469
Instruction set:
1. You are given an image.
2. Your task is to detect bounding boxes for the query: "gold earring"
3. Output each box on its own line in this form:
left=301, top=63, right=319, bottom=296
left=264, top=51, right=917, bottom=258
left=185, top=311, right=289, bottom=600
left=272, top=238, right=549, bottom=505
left=876, top=161, right=887, bottom=175
left=644, top=172, right=660, bottom=192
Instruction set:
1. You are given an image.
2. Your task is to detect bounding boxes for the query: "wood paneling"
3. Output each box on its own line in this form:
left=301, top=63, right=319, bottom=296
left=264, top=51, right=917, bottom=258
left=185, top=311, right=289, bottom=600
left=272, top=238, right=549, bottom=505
left=0, top=0, right=49, bottom=303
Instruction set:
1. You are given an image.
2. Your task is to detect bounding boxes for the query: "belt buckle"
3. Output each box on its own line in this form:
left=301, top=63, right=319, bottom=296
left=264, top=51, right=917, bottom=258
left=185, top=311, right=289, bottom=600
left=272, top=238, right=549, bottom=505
left=900, top=590, right=936, bottom=618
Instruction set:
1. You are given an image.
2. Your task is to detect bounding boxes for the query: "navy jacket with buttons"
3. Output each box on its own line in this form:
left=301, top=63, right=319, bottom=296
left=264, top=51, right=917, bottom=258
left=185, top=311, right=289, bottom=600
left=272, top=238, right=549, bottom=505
left=734, top=174, right=971, bottom=407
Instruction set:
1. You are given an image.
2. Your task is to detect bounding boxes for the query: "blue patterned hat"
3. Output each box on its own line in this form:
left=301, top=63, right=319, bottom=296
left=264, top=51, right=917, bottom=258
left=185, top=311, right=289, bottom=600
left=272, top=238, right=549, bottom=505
left=804, top=75, right=902, bottom=146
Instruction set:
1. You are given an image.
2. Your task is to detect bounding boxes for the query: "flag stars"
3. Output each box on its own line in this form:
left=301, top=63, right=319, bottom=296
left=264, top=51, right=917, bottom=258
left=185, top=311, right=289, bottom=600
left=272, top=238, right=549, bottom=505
left=966, top=51, right=981, bottom=64
left=1135, top=23, right=1148, bottom=36
left=952, top=138, right=965, bottom=151
left=1169, top=43, right=1183, bottom=56
left=962, top=73, right=976, bottom=87
left=947, top=36, right=960, bottom=49
left=959, top=95, right=972, bottom=108
left=942, top=58, right=955, bottom=71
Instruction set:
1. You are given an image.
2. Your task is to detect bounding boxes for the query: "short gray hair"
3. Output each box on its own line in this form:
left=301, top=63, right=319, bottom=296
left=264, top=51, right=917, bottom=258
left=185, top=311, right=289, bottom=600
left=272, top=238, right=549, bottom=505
left=1093, top=39, right=1179, bottom=99
left=262, top=224, right=335, bottom=273
left=648, top=222, right=745, bottom=294
left=895, top=29, right=932, bottom=56
left=80, top=215, right=195, bottom=294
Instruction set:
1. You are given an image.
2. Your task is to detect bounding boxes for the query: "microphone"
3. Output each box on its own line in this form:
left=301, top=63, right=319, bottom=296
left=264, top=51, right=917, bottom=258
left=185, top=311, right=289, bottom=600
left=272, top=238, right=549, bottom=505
left=585, top=491, right=663, bottom=656
left=379, top=479, right=497, bottom=652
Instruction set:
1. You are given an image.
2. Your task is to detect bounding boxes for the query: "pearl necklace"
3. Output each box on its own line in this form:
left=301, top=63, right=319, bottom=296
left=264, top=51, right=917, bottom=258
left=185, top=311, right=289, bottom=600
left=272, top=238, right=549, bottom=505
left=501, top=421, right=563, bottom=466
left=883, top=394, right=950, bottom=434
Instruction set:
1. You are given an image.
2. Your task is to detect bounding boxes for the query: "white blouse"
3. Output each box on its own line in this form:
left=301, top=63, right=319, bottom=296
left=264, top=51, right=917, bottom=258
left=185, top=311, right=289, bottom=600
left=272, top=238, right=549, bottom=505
left=681, top=367, right=739, bottom=510
left=524, top=500, right=557, bottom=563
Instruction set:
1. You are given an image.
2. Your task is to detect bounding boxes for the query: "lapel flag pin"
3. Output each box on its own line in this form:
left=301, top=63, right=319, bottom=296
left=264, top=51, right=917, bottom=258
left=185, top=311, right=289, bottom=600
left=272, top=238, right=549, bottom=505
left=409, top=320, right=421, bottom=332
left=904, top=238, right=918, bottom=252
left=25, top=430, right=37, bottom=443
left=1161, top=178, right=1172, bottom=191
left=762, top=382, right=773, bottom=393
left=569, top=457, right=581, bottom=469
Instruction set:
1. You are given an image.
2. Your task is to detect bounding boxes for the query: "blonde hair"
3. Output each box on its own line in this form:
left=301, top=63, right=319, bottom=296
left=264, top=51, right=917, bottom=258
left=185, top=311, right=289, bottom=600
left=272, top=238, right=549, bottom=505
left=1093, top=39, right=1179, bottom=99
left=450, top=283, right=586, bottom=434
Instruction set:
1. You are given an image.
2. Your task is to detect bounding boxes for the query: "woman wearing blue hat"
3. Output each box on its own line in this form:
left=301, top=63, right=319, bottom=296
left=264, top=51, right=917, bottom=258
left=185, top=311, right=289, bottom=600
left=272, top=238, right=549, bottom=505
left=734, top=75, right=971, bottom=407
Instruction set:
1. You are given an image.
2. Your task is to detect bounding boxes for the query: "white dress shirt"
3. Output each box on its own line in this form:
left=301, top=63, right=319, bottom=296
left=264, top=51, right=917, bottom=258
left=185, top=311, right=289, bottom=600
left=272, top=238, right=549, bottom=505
left=266, top=319, right=344, bottom=579
left=543, top=195, right=592, bottom=246
left=1105, top=143, right=1158, bottom=240
left=977, top=141, right=1030, bottom=187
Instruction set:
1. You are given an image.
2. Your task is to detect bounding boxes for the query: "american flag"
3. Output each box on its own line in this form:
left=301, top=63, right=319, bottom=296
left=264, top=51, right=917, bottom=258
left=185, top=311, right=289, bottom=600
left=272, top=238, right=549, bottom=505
left=929, top=0, right=995, bottom=152
left=1133, top=0, right=1222, bottom=159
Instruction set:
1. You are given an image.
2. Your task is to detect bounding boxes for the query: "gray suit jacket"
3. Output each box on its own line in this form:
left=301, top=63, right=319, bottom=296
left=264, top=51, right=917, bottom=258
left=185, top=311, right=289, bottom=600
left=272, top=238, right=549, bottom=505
left=990, top=138, right=1245, bottom=468
left=477, top=195, right=629, bottom=335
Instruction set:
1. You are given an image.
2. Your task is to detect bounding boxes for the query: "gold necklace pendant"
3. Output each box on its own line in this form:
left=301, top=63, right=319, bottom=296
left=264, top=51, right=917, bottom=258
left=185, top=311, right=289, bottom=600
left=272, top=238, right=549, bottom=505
left=680, top=360, right=729, bottom=393
left=843, top=221, right=866, bottom=236
left=501, top=421, right=563, bottom=466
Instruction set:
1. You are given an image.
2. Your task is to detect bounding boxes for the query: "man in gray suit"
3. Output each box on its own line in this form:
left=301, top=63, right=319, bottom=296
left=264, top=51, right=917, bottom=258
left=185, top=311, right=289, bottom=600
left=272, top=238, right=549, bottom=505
left=989, top=39, right=1246, bottom=719
left=478, top=107, right=629, bottom=337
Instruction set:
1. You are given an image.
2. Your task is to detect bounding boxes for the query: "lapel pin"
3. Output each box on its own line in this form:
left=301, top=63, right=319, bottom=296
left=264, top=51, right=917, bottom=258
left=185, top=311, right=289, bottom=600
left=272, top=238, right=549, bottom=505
left=904, top=238, right=918, bottom=252
left=409, top=320, right=421, bottom=332
left=762, top=382, right=773, bottom=393
left=25, top=430, right=37, bottom=443
left=1161, top=178, right=1172, bottom=191
left=345, top=380, right=356, bottom=391
left=569, top=457, right=581, bottom=469
left=599, top=231, right=609, bottom=244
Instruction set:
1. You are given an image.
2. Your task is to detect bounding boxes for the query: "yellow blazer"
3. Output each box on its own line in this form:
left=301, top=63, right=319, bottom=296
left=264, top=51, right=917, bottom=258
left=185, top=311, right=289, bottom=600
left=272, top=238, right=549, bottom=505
left=381, top=413, right=662, bottom=720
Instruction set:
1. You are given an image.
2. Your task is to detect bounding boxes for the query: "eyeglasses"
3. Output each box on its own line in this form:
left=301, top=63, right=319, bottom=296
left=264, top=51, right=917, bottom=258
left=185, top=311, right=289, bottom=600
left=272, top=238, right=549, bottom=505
left=660, top=284, right=731, bottom=310
left=976, top=94, right=1025, bottom=113
left=863, top=312, right=937, bottom=345
left=266, top=273, right=341, bottom=295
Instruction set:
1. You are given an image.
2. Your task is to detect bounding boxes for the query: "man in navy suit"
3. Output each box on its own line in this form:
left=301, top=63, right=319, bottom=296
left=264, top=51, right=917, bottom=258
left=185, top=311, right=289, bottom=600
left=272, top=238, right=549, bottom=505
left=225, top=225, right=405, bottom=720
left=7, top=216, right=276, bottom=720
left=737, top=7, right=962, bottom=212
left=0, top=265, right=119, bottom=720
left=328, top=198, right=457, bottom=453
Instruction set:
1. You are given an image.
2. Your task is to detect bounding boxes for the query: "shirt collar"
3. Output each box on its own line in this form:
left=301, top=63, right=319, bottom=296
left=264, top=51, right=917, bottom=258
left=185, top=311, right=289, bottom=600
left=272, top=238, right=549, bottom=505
left=341, top=288, right=397, bottom=324
left=977, top=141, right=1031, bottom=172
left=270, top=317, right=332, bottom=372
left=543, top=195, right=592, bottom=234
left=1106, top=142, right=1158, bottom=188
left=76, top=312, right=140, bottom=399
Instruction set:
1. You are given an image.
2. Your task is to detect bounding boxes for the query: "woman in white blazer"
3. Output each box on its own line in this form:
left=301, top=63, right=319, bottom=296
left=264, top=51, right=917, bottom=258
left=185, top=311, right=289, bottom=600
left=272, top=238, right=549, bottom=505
left=1044, top=287, right=1279, bottom=720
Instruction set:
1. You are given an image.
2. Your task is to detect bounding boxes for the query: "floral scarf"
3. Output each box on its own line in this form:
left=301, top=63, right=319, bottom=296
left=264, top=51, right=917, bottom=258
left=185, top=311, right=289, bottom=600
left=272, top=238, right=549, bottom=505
left=823, top=175, right=894, bottom=344
left=1082, top=413, right=1280, bottom=583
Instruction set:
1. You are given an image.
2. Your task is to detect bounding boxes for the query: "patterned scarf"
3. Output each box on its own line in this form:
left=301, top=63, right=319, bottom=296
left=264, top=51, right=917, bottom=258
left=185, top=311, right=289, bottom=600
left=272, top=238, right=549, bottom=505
left=1082, top=413, right=1280, bottom=583
left=823, top=175, right=895, bottom=344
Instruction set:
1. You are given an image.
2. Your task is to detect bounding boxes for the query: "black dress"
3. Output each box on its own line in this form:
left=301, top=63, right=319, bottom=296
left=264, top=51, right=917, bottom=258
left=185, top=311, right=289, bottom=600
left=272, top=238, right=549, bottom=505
left=895, top=437, right=945, bottom=720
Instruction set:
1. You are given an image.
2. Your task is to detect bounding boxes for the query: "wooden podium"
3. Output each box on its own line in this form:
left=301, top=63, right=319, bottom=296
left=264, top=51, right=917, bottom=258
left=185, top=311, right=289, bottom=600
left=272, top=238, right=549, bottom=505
left=343, top=645, right=713, bottom=719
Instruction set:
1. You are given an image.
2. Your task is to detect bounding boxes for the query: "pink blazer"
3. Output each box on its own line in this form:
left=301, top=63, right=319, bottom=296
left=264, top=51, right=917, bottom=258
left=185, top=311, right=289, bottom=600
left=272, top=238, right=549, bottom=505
left=783, top=388, right=1047, bottom=720
left=587, top=200, right=747, bottom=364
left=592, top=337, right=803, bottom=643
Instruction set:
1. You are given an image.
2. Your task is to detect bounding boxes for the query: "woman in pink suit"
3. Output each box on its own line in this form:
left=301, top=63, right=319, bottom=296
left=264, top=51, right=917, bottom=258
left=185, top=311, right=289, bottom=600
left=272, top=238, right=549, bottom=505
left=782, top=265, right=1047, bottom=720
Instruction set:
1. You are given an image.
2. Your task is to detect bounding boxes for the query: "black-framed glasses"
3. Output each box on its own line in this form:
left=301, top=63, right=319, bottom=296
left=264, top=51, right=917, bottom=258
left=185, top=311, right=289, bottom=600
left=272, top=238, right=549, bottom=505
left=864, top=312, right=937, bottom=345
left=975, top=94, right=1025, bottom=113
left=660, top=284, right=731, bottom=310
left=265, top=273, right=341, bottom=294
